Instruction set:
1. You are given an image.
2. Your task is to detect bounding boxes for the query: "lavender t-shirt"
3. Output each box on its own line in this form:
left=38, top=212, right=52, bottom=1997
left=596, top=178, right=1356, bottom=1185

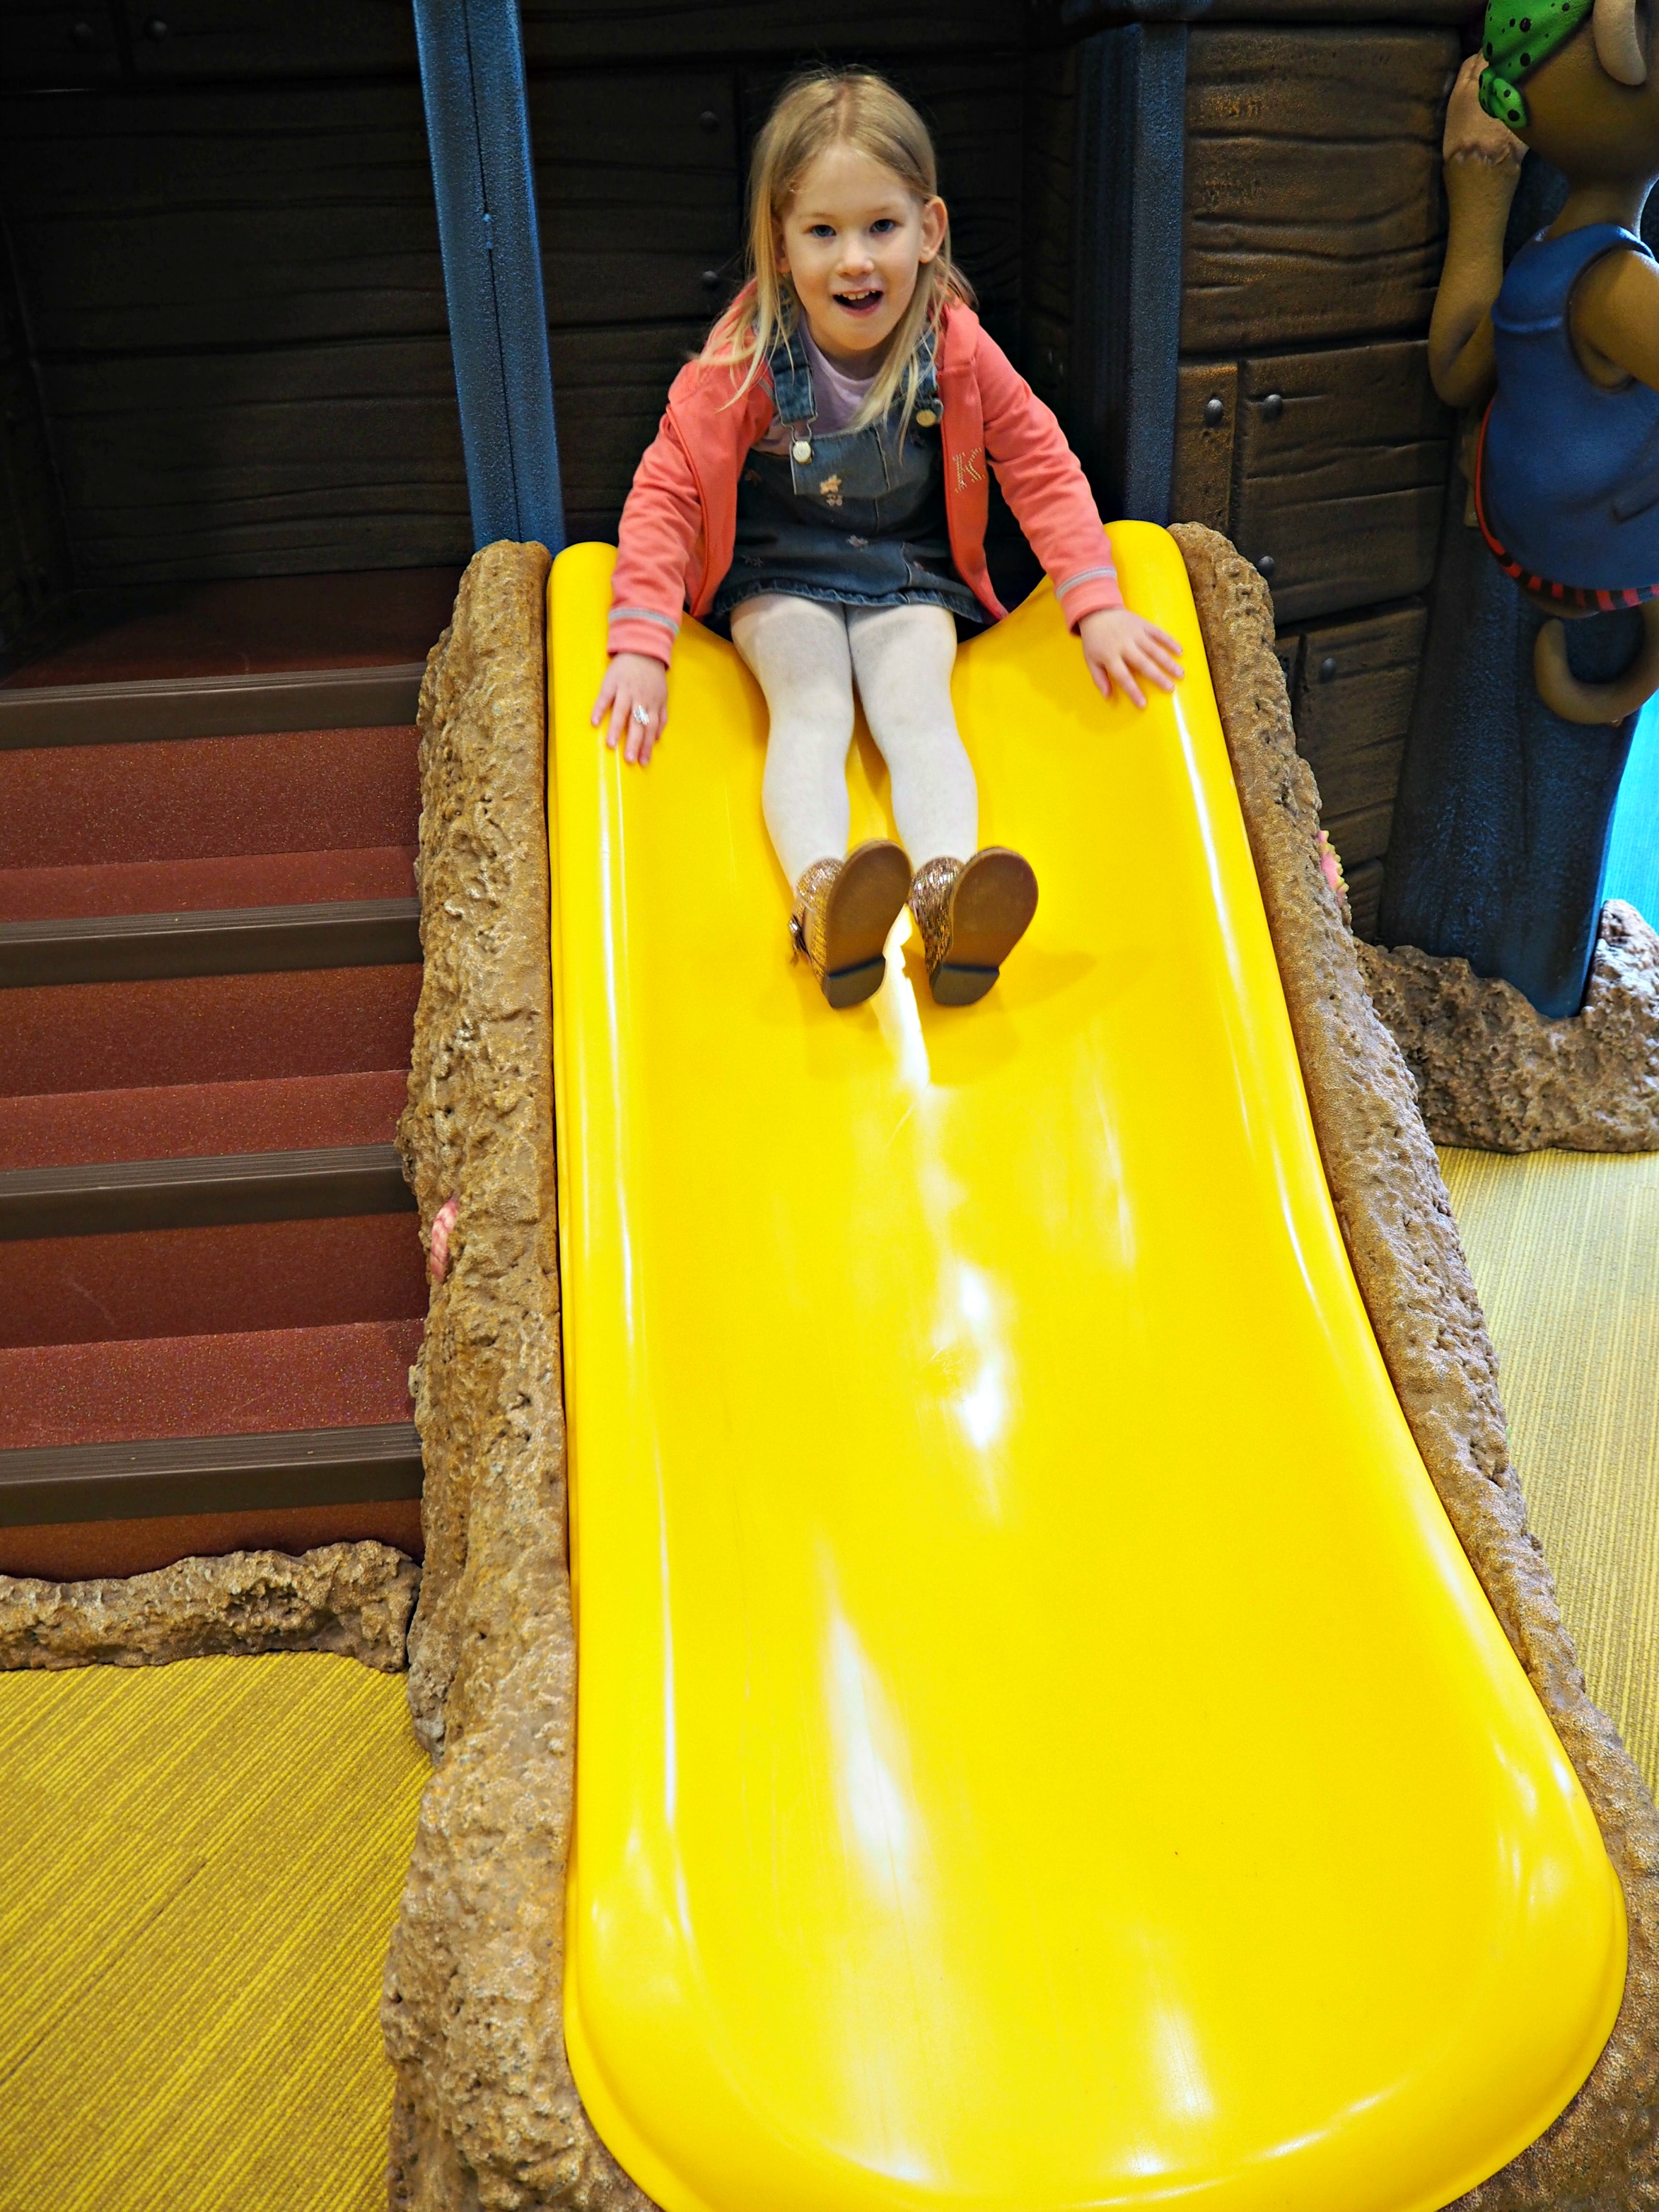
left=756, top=327, right=878, bottom=452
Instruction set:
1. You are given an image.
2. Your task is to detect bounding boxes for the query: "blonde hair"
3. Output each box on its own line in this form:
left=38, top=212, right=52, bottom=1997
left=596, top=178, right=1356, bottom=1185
left=701, top=69, right=974, bottom=431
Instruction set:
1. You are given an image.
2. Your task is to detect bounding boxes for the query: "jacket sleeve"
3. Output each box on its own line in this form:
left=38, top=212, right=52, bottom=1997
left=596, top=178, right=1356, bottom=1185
left=607, top=392, right=706, bottom=666
left=974, top=332, right=1124, bottom=627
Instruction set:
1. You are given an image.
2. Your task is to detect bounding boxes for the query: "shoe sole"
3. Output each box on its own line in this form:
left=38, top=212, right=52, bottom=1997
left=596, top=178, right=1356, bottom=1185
left=820, top=839, right=912, bottom=1008
left=931, top=847, right=1038, bottom=1006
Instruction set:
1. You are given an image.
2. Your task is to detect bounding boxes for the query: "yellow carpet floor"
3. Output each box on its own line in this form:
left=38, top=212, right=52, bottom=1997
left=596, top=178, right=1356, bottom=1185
left=1440, top=1145, right=1659, bottom=1798
left=0, top=1649, right=428, bottom=2212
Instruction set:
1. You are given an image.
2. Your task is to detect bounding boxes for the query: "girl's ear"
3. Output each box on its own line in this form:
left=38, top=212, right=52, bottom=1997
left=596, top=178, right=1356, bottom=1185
left=918, top=194, right=948, bottom=267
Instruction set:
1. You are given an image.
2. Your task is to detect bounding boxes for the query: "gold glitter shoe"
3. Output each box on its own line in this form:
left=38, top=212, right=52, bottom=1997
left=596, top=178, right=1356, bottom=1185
left=790, top=838, right=912, bottom=1008
left=909, top=846, right=1038, bottom=1006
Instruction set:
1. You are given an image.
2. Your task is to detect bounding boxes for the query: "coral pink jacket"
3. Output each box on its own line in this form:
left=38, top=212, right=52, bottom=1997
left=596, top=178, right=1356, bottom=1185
left=607, top=300, right=1123, bottom=663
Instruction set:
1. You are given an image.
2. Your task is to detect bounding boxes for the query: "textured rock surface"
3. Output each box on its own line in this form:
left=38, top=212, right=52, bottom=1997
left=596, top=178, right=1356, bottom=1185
left=0, top=1540, right=417, bottom=1672
left=1173, top=523, right=1659, bottom=2208
left=1361, top=900, right=1659, bottom=1152
left=383, top=542, right=651, bottom=2212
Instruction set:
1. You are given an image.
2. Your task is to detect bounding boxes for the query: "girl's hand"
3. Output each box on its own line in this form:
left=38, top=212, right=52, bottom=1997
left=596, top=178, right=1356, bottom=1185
left=1078, top=607, right=1184, bottom=711
left=593, top=651, right=669, bottom=765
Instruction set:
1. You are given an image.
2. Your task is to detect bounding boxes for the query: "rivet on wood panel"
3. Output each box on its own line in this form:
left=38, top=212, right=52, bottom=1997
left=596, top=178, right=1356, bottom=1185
left=1320, top=655, right=1339, bottom=682
left=1262, top=392, right=1283, bottom=423
left=1204, top=396, right=1225, bottom=426
left=144, top=16, right=169, bottom=39
left=699, top=110, right=720, bottom=132
left=1257, top=554, right=1276, bottom=578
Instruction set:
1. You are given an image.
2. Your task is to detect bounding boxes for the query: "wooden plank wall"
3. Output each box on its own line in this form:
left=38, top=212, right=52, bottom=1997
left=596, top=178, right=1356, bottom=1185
left=0, top=0, right=1030, bottom=625
left=1025, top=13, right=1462, bottom=938
left=1170, top=23, right=1461, bottom=937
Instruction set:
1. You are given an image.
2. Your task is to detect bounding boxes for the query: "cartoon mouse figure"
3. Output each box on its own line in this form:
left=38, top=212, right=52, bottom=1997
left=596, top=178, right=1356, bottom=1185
left=1431, top=0, right=1659, bottom=723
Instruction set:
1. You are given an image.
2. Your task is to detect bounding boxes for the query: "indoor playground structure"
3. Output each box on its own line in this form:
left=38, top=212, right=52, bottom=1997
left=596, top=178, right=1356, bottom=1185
left=4, top=3, right=1659, bottom=2211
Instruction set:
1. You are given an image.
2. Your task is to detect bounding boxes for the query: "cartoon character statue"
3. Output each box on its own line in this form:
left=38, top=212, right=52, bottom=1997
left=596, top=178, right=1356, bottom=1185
left=1431, top=0, right=1659, bottom=723
left=1377, top=0, right=1659, bottom=1018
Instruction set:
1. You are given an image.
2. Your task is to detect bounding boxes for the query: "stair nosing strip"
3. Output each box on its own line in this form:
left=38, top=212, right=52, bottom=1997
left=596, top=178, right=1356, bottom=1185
left=0, top=897, right=421, bottom=947
left=0, top=897, right=423, bottom=985
left=0, top=662, right=427, bottom=748
left=0, top=1142, right=416, bottom=1238
left=0, top=1421, right=424, bottom=1526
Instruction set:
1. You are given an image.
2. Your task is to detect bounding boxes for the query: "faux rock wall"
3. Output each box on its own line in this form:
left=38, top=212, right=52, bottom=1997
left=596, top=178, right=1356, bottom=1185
left=383, top=541, right=649, bottom=2212
left=386, top=528, right=1659, bottom=2211
left=0, top=1541, right=417, bottom=1672
left=1172, top=524, right=1659, bottom=2207
left=1361, top=900, right=1659, bottom=1152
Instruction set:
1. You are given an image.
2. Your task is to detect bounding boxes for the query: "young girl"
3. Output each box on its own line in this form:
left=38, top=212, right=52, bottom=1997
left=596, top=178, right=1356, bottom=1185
left=593, top=69, right=1182, bottom=1008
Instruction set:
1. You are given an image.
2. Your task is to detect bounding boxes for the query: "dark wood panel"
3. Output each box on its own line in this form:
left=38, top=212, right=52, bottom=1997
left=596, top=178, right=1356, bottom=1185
left=521, top=1, right=1023, bottom=64
left=552, top=321, right=709, bottom=534
left=115, top=0, right=419, bottom=81
left=1345, top=858, right=1384, bottom=942
left=1023, top=45, right=1075, bottom=332
left=530, top=70, right=741, bottom=327
left=1033, top=0, right=1469, bottom=33
left=39, top=337, right=470, bottom=584
left=1232, top=342, right=1451, bottom=626
left=740, top=57, right=1025, bottom=347
left=0, top=85, right=444, bottom=355
left=1169, top=361, right=1235, bottom=535
left=0, top=1, right=122, bottom=89
left=1182, top=29, right=1457, bottom=354
left=1291, top=603, right=1426, bottom=856
left=1, top=71, right=740, bottom=353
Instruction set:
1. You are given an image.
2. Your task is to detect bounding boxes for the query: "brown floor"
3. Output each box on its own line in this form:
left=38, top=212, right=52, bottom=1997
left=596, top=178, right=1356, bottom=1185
left=1, top=569, right=462, bottom=687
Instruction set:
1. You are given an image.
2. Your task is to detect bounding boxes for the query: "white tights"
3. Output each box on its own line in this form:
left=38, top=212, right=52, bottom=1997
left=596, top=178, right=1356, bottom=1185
left=729, top=594, right=979, bottom=888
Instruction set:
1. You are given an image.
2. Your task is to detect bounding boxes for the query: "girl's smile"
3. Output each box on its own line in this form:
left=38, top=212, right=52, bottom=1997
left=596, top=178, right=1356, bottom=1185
left=775, top=144, right=947, bottom=372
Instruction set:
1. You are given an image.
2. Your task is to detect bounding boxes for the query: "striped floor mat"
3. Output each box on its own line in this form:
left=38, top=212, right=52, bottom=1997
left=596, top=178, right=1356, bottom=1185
left=1440, top=1145, right=1659, bottom=1796
left=0, top=1649, right=427, bottom=2212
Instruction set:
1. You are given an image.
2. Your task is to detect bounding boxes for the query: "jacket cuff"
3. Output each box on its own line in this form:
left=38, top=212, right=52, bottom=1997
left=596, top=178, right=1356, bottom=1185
left=1056, top=567, right=1125, bottom=626
left=607, top=607, right=680, bottom=665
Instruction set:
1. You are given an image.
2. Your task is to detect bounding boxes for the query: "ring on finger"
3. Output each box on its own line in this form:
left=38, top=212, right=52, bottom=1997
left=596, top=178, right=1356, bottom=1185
left=631, top=702, right=651, bottom=726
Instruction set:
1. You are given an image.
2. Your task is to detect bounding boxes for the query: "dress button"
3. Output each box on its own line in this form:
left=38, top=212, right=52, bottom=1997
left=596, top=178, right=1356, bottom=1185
left=791, top=438, right=813, bottom=462
left=915, top=407, right=938, bottom=428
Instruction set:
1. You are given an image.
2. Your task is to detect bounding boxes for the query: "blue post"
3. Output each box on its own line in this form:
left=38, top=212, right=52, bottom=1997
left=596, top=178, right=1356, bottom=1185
left=413, top=0, right=564, bottom=554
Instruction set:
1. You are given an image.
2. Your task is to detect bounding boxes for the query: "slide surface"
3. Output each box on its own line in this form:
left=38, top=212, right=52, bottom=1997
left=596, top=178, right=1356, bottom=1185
left=547, top=529, right=1624, bottom=2212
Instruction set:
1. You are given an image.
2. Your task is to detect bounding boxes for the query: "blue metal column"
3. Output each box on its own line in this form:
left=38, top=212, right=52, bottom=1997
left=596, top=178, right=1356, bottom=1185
left=1070, top=21, right=1187, bottom=525
left=414, top=0, right=564, bottom=552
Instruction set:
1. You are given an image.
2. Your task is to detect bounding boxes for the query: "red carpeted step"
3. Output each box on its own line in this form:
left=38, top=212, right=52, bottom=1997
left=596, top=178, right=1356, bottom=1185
left=0, top=846, right=416, bottom=923
left=0, top=569, right=460, bottom=688
left=0, top=725, right=419, bottom=871
left=0, top=1070, right=409, bottom=1171
left=0, top=1317, right=422, bottom=1451
left=0, top=1212, right=429, bottom=1349
left=4, top=965, right=422, bottom=1096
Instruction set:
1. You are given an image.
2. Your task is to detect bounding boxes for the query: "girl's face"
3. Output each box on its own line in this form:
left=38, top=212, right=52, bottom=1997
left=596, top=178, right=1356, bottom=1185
left=775, top=144, right=946, bottom=368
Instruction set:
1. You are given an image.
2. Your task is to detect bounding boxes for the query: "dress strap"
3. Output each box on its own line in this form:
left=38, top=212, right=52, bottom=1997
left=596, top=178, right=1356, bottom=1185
left=765, top=325, right=815, bottom=426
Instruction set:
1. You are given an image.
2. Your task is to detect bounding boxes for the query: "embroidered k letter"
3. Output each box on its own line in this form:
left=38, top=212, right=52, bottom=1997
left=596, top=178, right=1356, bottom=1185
left=953, top=447, right=985, bottom=490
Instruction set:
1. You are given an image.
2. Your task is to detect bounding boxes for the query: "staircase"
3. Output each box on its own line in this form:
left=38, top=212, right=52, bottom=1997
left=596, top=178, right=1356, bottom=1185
left=0, top=661, right=431, bottom=1581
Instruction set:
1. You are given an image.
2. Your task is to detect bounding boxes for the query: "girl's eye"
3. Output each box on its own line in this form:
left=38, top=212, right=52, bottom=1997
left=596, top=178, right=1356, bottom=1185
left=807, top=224, right=836, bottom=239
left=870, top=219, right=897, bottom=235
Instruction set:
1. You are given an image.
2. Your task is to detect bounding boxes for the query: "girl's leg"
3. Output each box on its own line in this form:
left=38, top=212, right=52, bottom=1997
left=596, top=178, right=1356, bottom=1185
left=844, top=602, right=977, bottom=865
left=848, top=602, right=1035, bottom=1006
left=731, top=593, right=910, bottom=1007
left=730, top=593, right=856, bottom=885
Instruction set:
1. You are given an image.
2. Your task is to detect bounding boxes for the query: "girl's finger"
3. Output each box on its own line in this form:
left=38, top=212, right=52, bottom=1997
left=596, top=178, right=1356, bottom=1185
left=1113, top=658, right=1147, bottom=710
left=607, top=694, right=632, bottom=752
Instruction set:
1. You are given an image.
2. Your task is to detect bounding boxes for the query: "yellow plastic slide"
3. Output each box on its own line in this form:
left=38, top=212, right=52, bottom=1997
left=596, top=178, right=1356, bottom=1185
left=546, top=528, right=1624, bottom=2212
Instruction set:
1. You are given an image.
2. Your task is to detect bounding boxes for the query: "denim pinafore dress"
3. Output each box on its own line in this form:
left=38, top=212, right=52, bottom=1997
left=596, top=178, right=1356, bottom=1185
left=711, top=325, right=985, bottom=631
